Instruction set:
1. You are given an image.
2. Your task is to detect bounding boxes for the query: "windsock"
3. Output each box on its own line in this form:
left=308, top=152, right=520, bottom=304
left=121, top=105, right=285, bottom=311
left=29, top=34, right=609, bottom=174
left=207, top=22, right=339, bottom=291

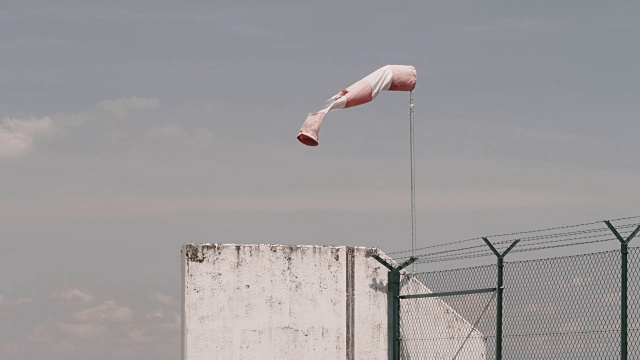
left=297, top=65, right=417, bottom=146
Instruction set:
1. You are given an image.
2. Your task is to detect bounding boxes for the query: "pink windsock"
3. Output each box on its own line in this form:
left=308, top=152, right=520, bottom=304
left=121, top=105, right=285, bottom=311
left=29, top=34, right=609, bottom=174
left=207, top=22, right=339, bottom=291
left=297, top=65, right=417, bottom=146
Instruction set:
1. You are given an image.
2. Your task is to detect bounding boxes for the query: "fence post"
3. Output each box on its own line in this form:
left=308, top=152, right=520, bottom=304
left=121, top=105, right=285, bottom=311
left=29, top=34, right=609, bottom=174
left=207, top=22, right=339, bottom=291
left=390, top=268, right=401, bottom=359
left=605, top=221, right=640, bottom=360
left=482, top=237, right=520, bottom=360
left=373, top=254, right=416, bottom=360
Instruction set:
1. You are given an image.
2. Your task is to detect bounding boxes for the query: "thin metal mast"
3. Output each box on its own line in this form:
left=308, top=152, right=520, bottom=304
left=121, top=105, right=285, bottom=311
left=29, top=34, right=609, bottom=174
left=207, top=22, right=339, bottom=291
left=409, top=91, right=416, bottom=272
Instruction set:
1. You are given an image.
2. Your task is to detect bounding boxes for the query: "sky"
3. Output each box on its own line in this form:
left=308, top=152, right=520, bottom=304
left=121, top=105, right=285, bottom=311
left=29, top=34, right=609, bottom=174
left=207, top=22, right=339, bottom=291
left=1, top=1, right=639, bottom=359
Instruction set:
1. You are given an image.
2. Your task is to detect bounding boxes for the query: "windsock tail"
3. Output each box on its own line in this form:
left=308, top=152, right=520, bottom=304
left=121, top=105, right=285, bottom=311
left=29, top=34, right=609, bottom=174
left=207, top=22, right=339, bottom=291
left=297, top=112, right=326, bottom=146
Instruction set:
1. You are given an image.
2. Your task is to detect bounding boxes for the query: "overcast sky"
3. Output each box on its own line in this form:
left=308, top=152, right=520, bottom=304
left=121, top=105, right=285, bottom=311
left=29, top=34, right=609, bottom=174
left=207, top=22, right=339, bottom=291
left=1, top=1, right=639, bottom=359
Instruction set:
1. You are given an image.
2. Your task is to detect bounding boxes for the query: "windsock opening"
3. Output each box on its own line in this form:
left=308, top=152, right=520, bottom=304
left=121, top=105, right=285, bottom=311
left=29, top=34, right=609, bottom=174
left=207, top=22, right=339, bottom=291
left=297, top=133, right=318, bottom=146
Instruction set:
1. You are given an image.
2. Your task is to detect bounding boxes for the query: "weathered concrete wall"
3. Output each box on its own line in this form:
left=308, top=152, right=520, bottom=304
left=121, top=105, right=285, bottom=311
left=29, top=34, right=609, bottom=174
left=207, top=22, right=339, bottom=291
left=182, top=244, right=485, bottom=360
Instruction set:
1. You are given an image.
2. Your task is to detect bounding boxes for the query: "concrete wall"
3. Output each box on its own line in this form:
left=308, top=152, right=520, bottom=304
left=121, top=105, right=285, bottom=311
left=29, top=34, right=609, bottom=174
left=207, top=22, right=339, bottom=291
left=182, top=244, right=486, bottom=360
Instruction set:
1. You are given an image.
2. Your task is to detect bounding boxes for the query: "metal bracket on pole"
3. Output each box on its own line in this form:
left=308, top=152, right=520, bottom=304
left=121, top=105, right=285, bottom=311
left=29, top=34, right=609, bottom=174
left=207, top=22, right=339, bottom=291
left=373, top=254, right=417, bottom=360
left=372, top=254, right=395, bottom=271
left=397, top=257, right=418, bottom=271
left=483, top=237, right=520, bottom=260
left=372, top=254, right=416, bottom=273
left=605, top=221, right=640, bottom=247
left=482, top=237, right=520, bottom=360
left=605, top=221, right=640, bottom=360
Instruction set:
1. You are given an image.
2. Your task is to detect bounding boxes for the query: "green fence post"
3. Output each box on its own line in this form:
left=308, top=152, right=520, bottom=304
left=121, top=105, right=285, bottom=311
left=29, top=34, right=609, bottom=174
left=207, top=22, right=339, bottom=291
left=373, top=254, right=416, bottom=360
left=482, top=237, right=520, bottom=360
left=605, top=221, right=640, bottom=360
left=390, top=268, right=401, bottom=359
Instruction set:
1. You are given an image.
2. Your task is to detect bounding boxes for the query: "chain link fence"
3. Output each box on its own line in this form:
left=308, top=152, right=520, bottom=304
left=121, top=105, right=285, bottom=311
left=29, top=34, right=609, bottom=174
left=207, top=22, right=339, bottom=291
left=400, top=265, right=497, bottom=359
left=400, top=249, right=638, bottom=359
left=385, top=218, right=640, bottom=359
left=391, top=214, right=640, bottom=359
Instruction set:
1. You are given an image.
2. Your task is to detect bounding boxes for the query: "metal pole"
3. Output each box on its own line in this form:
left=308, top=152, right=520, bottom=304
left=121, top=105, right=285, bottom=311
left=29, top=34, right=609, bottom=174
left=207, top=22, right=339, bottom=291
left=482, top=237, right=520, bottom=360
left=496, top=256, right=504, bottom=359
left=605, top=221, right=640, bottom=360
left=390, top=269, right=401, bottom=360
left=409, top=91, right=416, bottom=273
left=621, top=240, right=628, bottom=360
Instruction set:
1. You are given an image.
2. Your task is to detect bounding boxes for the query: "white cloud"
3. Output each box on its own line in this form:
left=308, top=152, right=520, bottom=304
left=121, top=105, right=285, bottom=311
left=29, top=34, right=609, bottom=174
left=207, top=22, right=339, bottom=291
left=28, top=323, right=50, bottom=345
left=50, top=289, right=96, bottom=305
left=0, top=293, right=34, bottom=306
left=21, top=292, right=180, bottom=359
left=28, top=321, right=76, bottom=355
left=124, top=328, right=154, bottom=344
left=143, top=125, right=214, bottom=148
left=145, top=309, right=166, bottom=320
left=193, top=128, right=214, bottom=147
left=72, top=300, right=133, bottom=323
left=29, top=321, right=106, bottom=356
left=0, top=117, right=55, bottom=158
left=148, top=292, right=173, bottom=306
left=98, top=96, right=161, bottom=118
left=144, top=124, right=184, bottom=139
left=13, top=297, right=33, bottom=305
left=1, top=340, right=21, bottom=355
left=57, top=322, right=109, bottom=339
left=0, top=98, right=218, bottom=160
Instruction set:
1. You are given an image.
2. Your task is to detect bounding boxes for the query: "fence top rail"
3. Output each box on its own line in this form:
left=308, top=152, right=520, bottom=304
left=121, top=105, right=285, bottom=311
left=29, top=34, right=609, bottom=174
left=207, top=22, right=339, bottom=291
left=400, top=287, right=497, bottom=299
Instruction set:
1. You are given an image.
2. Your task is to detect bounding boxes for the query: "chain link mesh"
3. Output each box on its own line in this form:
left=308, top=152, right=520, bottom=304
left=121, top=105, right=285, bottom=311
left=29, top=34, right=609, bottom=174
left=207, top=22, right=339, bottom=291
left=400, top=250, right=639, bottom=359
left=504, top=250, right=621, bottom=359
left=400, top=265, right=497, bottom=359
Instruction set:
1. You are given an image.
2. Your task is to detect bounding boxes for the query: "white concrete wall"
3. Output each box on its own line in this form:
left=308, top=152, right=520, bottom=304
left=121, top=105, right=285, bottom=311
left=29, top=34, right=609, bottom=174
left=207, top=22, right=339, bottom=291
left=182, top=244, right=485, bottom=360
